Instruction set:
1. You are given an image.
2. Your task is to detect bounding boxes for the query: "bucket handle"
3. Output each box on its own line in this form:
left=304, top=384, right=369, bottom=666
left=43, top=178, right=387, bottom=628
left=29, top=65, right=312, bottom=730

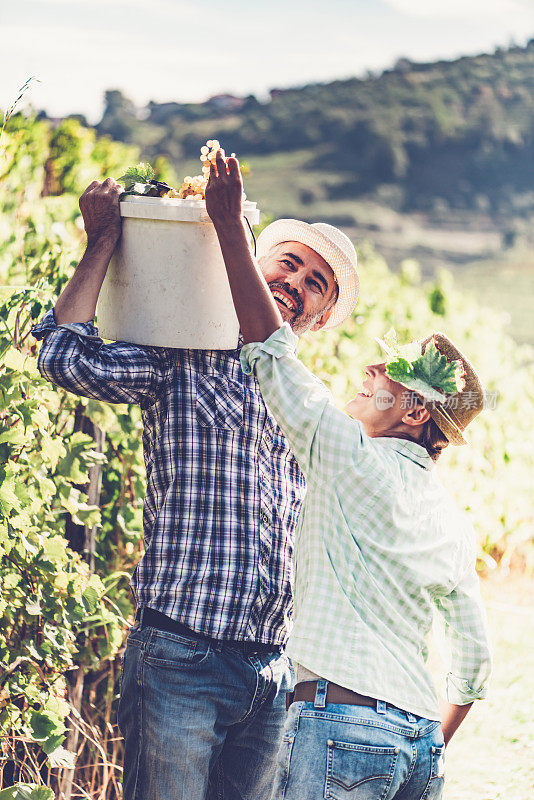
left=244, top=216, right=257, bottom=257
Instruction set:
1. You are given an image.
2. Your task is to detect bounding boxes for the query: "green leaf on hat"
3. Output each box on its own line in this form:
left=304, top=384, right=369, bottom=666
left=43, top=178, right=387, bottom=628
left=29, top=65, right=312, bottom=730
left=384, top=357, right=414, bottom=384
left=379, top=328, right=420, bottom=362
left=412, top=340, right=463, bottom=395
left=381, top=330, right=464, bottom=399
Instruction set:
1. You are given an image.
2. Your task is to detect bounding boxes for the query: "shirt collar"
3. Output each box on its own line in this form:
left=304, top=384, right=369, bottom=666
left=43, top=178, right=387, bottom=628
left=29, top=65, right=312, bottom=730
left=374, top=436, right=434, bottom=470
left=235, top=325, right=299, bottom=356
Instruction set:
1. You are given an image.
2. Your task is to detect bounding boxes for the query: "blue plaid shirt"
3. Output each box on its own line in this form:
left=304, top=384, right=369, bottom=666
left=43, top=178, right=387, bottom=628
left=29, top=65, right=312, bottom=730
left=33, top=310, right=305, bottom=644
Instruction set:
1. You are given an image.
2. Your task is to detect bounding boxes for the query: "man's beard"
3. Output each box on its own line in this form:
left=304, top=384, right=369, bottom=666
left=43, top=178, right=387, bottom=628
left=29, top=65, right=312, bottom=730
left=267, top=281, right=324, bottom=335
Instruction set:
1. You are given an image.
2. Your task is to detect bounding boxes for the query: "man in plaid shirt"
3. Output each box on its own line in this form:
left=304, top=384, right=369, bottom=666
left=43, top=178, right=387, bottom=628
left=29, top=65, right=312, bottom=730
left=33, top=177, right=359, bottom=800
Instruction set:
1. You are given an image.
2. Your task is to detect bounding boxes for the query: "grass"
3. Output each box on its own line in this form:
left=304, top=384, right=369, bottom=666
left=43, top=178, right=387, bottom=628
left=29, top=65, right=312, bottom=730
left=454, top=248, right=534, bottom=346
left=428, top=574, right=534, bottom=799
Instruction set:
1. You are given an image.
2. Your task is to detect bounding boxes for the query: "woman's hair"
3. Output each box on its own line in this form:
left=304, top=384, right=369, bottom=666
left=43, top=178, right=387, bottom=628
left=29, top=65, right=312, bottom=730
left=419, top=416, right=449, bottom=461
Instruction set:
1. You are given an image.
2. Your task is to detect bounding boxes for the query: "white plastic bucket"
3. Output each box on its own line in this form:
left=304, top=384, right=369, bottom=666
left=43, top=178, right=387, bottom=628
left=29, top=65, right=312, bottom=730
left=96, top=196, right=260, bottom=350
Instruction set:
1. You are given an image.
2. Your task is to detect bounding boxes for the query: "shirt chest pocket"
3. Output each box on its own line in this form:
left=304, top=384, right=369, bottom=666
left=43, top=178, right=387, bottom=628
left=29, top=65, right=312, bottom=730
left=196, top=373, right=245, bottom=431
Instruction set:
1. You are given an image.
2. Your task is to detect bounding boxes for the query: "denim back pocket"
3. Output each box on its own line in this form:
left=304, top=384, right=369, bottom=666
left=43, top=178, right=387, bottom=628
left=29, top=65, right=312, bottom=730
left=325, top=740, right=399, bottom=800
left=421, top=745, right=445, bottom=799
left=144, top=629, right=211, bottom=669
left=196, top=374, right=244, bottom=431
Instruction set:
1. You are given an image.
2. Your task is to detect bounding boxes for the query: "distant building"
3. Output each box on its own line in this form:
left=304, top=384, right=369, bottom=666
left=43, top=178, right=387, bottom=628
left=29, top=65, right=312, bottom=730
left=148, top=102, right=185, bottom=123
left=206, top=94, right=246, bottom=112
left=393, top=58, right=413, bottom=74
left=270, top=89, right=290, bottom=100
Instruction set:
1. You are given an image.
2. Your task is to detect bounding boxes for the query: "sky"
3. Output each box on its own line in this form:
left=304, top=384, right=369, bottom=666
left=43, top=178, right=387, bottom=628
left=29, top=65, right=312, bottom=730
left=1, top=0, right=533, bottom=123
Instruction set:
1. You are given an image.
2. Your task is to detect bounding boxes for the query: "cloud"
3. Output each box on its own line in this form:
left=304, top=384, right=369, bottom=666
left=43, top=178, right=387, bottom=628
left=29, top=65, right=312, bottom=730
left=382, top=0, right=534, bottom=21
left=31, top=0, right=185, bottom=7
left=2, top=0, right=533, bottom=122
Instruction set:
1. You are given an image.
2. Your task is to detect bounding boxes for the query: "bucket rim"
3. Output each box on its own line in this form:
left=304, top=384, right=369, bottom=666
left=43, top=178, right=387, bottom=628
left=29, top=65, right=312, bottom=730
left=119, top=195, right=260, bottom=225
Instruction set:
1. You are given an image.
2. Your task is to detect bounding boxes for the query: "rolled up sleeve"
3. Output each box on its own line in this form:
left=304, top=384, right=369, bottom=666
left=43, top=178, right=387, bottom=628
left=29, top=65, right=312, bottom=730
left=435, top=559, right=492, bottom=705
left=32, top=309, right=168, bottom=406
left=241, top=323, right=363, bottom=478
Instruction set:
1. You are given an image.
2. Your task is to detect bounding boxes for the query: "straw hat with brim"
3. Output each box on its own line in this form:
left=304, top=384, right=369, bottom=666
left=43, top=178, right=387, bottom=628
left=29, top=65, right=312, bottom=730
left=377, top=332, right=485, bottom=446
left=256, top=219, right=359, bottom=329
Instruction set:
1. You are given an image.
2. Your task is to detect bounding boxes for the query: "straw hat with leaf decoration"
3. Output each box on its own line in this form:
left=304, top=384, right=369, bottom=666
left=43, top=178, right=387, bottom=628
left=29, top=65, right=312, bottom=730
left=376, top=329, right=485, bottom=446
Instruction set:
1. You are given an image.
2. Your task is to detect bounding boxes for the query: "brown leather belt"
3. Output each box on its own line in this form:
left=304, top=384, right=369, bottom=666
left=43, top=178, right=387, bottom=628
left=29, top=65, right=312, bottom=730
left=288, top=680, right=378, bottom=709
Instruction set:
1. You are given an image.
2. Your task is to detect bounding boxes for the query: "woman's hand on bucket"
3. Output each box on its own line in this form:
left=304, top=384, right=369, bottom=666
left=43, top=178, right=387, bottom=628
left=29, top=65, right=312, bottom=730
left=205, top=151, right=243, bottom=231
left=79, top=178, right=123, bottom=249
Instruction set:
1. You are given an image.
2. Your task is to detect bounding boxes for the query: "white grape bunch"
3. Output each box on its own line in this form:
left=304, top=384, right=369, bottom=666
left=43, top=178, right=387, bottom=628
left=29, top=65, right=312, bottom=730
left=177, top=140, right=246, bottom=201
left=117, top=140, right=246, bottom=201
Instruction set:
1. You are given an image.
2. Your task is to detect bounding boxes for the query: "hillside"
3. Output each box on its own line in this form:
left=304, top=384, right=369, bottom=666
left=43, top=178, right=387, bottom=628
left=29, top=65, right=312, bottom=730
left=94, top=41, right=534, bottom=216
left=39, top=41, right=534, bottom=343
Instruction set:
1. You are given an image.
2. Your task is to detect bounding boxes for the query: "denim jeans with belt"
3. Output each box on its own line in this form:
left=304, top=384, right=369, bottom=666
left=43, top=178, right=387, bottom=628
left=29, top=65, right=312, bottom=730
left=271, top=680, right=445, bottom=800
left=117, top=614, right=294, bottom=800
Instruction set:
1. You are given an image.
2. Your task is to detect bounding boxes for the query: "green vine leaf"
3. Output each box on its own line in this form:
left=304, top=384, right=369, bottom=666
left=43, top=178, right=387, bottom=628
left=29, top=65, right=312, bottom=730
left=412, top=341, right=463, bottom=395
left=0, top=476, right=21, bottom=515
left=117, top=162, right=154, bottom=188
left=380, top=330, right=464, bottom=399
left=384, top=357, right=414, bottom=384
left=0, top=785, right=54, bottom=800
left=45, top=745, right=76, bottom=769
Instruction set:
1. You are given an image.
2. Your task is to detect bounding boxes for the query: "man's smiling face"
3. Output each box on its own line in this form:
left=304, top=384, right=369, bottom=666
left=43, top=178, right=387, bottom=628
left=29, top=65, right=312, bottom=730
left=258, top=241, right=338, bottom=335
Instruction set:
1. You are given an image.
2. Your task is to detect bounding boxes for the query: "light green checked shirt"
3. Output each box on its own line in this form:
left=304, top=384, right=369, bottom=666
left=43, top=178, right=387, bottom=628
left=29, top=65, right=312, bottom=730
left=241, top=324, right=492, bottom=721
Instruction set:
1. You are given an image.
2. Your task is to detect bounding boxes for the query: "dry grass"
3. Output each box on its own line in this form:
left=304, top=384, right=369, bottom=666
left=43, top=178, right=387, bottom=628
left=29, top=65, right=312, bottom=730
left=429, top=574, right=534, bottom=800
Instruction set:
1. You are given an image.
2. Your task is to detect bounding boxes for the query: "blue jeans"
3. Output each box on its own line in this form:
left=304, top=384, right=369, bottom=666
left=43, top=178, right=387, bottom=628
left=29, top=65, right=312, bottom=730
left=117, top=620, right=293, bottom=800
left=272, top=681, right=445, bottom=800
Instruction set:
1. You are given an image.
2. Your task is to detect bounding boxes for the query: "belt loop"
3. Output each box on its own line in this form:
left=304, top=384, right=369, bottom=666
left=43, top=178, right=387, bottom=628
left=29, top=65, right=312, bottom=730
left=314, top=679, right=328, bottom=709
left=285, top=690, right=295, bottom=711
left=138, top=606, right=145, bottom=628
left=376, top=700, right=387, bottom=715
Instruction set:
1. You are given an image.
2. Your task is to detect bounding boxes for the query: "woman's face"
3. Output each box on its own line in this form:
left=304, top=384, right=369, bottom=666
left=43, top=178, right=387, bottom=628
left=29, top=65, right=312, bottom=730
left=345, top=362, right=414, bottom=437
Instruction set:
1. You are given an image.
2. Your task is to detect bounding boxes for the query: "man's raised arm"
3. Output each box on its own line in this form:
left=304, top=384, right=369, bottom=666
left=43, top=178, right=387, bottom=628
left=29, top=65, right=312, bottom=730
left=33, top=178, right=168, bottom=407
left=54, top=178, right=122, bottom=324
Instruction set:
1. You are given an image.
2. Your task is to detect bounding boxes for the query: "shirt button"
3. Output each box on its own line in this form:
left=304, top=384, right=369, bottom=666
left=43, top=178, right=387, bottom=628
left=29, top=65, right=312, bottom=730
left=261, top=511, right=270, bottom=526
